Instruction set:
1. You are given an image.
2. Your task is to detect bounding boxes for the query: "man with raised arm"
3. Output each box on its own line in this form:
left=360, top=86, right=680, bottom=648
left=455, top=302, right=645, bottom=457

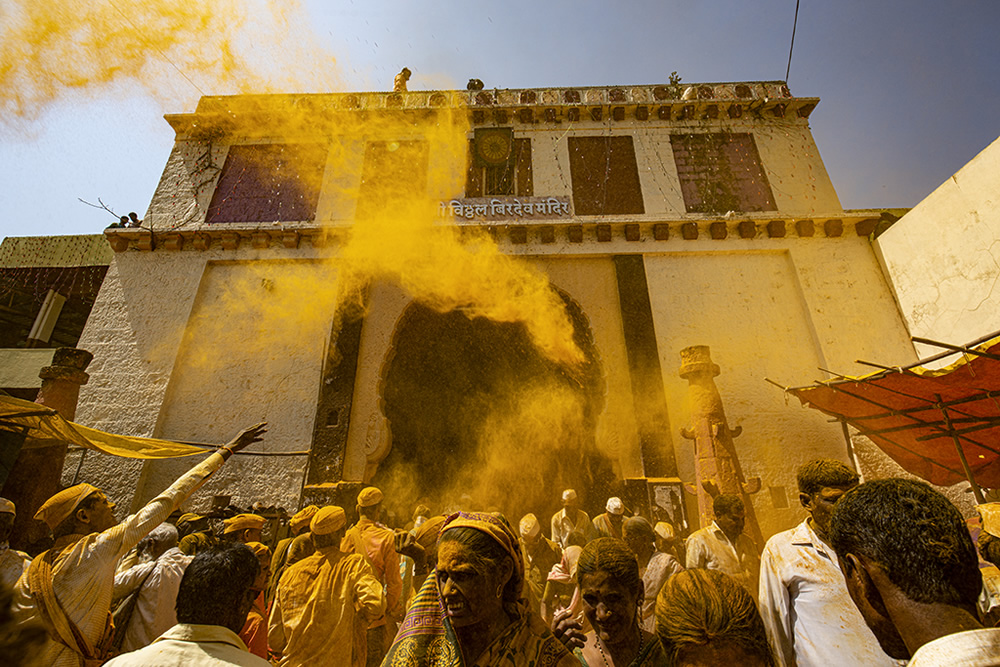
left=12, top=422, right=266, bottom=667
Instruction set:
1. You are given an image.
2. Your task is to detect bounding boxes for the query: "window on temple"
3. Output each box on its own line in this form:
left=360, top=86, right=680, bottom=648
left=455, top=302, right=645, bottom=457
left=670, top=133, right=776, bottom=214
left=206, top=143, right=327, bottom=223
left=567, top=136, right=645, bottom=215
left=466, top=136, right=533, bottom=197
left=356, top=140, right=429, bottom=219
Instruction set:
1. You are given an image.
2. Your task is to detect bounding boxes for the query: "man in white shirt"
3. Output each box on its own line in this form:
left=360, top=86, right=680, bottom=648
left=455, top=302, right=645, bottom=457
left=685, top=494, right=759, bottom=597
left=113, top=523, right=193, bottom=652
left=759, top=459, right=895, bottom=667
left=829, top=478, right=1000, bottom=665
left=105, top=542, right=270, bottom=666
left=550, top=489, right=592, bottom=549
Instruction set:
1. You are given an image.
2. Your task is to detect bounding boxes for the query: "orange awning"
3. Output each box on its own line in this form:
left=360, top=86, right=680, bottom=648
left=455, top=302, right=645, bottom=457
left=782, top=333, right=1000, bottom=491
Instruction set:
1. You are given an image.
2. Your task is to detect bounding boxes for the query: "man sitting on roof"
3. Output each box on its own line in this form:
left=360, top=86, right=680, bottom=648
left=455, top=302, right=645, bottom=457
left=11, top=422, right=266, bottom=667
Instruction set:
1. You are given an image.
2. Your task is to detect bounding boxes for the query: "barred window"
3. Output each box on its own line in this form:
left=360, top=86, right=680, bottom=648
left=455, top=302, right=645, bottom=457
left=670, top=133, right=775, bottom=214
left=206, top=143, right=327, bottom=223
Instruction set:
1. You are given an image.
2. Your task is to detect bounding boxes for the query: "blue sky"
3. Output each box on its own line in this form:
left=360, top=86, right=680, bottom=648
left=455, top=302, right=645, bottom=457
left=1, top=0, right=998, bottom=239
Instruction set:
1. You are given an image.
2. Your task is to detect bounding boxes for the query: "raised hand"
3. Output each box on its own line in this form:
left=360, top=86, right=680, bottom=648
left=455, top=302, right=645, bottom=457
left=224, top=422, right=267, bottom=453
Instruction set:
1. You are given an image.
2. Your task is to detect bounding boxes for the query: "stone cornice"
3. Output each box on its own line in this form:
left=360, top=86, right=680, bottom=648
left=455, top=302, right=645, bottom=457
left=104, top=212, right=891, bottom=254
left=164, top=82, right=818, bottom=139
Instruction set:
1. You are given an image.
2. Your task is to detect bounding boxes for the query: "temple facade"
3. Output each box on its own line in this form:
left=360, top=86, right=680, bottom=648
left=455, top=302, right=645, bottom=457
left=67, top=81, right=917, bottom=539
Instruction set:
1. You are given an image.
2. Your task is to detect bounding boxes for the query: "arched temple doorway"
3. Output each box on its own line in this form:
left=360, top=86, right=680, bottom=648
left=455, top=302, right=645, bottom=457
left=371, top=290, right=614, bottom=523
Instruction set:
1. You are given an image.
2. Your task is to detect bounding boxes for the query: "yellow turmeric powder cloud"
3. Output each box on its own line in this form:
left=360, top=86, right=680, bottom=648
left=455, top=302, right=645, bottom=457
left=0, top=0, right=337, bottom=126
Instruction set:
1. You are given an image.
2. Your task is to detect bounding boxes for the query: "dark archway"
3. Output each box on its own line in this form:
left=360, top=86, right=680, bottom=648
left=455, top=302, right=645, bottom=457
left=373, top=291, right=613, bottom=524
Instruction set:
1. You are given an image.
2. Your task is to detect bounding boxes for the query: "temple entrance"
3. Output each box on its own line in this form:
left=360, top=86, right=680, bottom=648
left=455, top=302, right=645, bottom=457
left=373, top=290, right=613, bottom=524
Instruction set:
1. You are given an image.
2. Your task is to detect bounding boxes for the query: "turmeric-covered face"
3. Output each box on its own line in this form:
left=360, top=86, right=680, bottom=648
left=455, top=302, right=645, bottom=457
left=436, top=541, right=508, bottom=628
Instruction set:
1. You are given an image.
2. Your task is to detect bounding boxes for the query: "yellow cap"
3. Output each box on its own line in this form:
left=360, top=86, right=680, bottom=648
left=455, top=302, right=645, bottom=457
left=414, top=515, right=446, bottom=549
left=34, top=483, right=100, bottom=531
left=357, top=487, right=384, bottom=508
left=289, top=505, right=319, bottom=533
left=245, top=541, right=271, bottom=559
left=222, top=513, right=266, bottom=534
left=310, top=506, right=347, bottom=535
left=0, top=498, right=15, bottom=515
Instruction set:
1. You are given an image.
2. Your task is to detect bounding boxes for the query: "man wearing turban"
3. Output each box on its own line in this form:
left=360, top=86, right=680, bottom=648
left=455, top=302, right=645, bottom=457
left=267, top=505, right=318, bottom=605
left=340, top=486, right=402, bottom=666
left=268, top=505, right=385, bottom=667
left=11, top=422, right=266, bottom=667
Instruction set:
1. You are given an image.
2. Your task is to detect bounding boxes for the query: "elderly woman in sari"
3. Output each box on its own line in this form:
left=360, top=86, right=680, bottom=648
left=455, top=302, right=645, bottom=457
left=552, top=538, right=667, bottom=666
left=381, top=511, right=577, bottom=666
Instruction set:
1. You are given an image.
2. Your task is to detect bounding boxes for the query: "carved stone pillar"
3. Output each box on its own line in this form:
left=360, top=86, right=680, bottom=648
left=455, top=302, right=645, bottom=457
left=679, top=345, right=763, bottom=548
left=2, top=348, right=93, bottom=551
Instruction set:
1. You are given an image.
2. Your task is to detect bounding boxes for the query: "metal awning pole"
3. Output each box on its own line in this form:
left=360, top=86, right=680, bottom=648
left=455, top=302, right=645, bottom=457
left=839, top=419, right=863, bottom=479
left=936, top=394, right=985, bottom=503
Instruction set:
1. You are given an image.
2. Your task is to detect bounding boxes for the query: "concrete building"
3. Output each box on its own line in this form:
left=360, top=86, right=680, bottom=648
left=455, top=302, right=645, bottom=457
left=64, top=81, right=918, bottom=540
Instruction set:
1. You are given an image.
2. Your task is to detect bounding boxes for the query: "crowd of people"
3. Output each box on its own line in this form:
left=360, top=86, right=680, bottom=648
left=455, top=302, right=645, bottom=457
left=0, top=422, right=998, bottom=666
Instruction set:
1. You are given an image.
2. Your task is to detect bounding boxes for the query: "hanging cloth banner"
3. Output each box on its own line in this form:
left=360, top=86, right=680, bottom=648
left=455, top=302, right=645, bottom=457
left=0, top=395, right=205, bottom=459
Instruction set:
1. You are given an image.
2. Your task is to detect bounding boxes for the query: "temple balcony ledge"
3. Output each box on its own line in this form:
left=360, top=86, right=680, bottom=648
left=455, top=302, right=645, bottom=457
left=104, top=211, right=898, bottom=253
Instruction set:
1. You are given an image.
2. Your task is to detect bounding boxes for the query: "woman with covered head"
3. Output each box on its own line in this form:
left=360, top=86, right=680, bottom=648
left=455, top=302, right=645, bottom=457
left=552, top=537, right=667, bottom=665
left=656, top=569, right=774, bottom=667
left=381, top=511, right=576, bottom=666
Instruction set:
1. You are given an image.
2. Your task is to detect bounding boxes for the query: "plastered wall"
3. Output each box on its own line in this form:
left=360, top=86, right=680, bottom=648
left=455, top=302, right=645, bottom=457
left=875, top=136, right=1000, bottom=355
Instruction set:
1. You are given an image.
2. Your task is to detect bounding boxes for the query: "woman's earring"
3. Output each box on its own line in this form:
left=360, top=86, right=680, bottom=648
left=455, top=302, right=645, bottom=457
left=495, top=583, right=503, bottom=599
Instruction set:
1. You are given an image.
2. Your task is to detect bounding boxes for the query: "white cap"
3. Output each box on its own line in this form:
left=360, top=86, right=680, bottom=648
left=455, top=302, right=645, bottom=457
left=519, top=513, right=541, bottom=539
left=606, top=497, right=625, bottom=515
left=562, top=489, right=578, bottom=502
left=654, top=521, right=675, bottom=540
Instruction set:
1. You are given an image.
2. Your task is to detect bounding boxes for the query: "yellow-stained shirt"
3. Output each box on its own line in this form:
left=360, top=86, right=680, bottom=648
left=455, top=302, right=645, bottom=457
left=268, top=546, right=385, bottom=667
left=12, top=450, right=231, bottom=667
left=341, top=518, right=402, bottom=624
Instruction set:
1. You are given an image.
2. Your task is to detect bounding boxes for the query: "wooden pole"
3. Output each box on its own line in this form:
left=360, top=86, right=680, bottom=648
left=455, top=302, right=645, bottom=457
left=936, top=394, right=985, bottom=503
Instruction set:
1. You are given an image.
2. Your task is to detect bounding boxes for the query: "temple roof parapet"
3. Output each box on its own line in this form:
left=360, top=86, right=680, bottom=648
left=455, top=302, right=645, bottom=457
left=165, top=81, right=818, bottom=138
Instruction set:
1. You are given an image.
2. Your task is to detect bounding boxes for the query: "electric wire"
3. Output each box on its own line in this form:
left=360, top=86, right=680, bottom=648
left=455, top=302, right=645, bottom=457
left=785, top=0, right=801, bottom=84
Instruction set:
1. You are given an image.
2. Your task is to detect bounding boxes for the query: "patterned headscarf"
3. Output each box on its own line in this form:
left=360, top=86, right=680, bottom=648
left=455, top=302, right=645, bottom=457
left=385, top=511, right=526, bottom=666
left=440, top=511, right=525, bottom=585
